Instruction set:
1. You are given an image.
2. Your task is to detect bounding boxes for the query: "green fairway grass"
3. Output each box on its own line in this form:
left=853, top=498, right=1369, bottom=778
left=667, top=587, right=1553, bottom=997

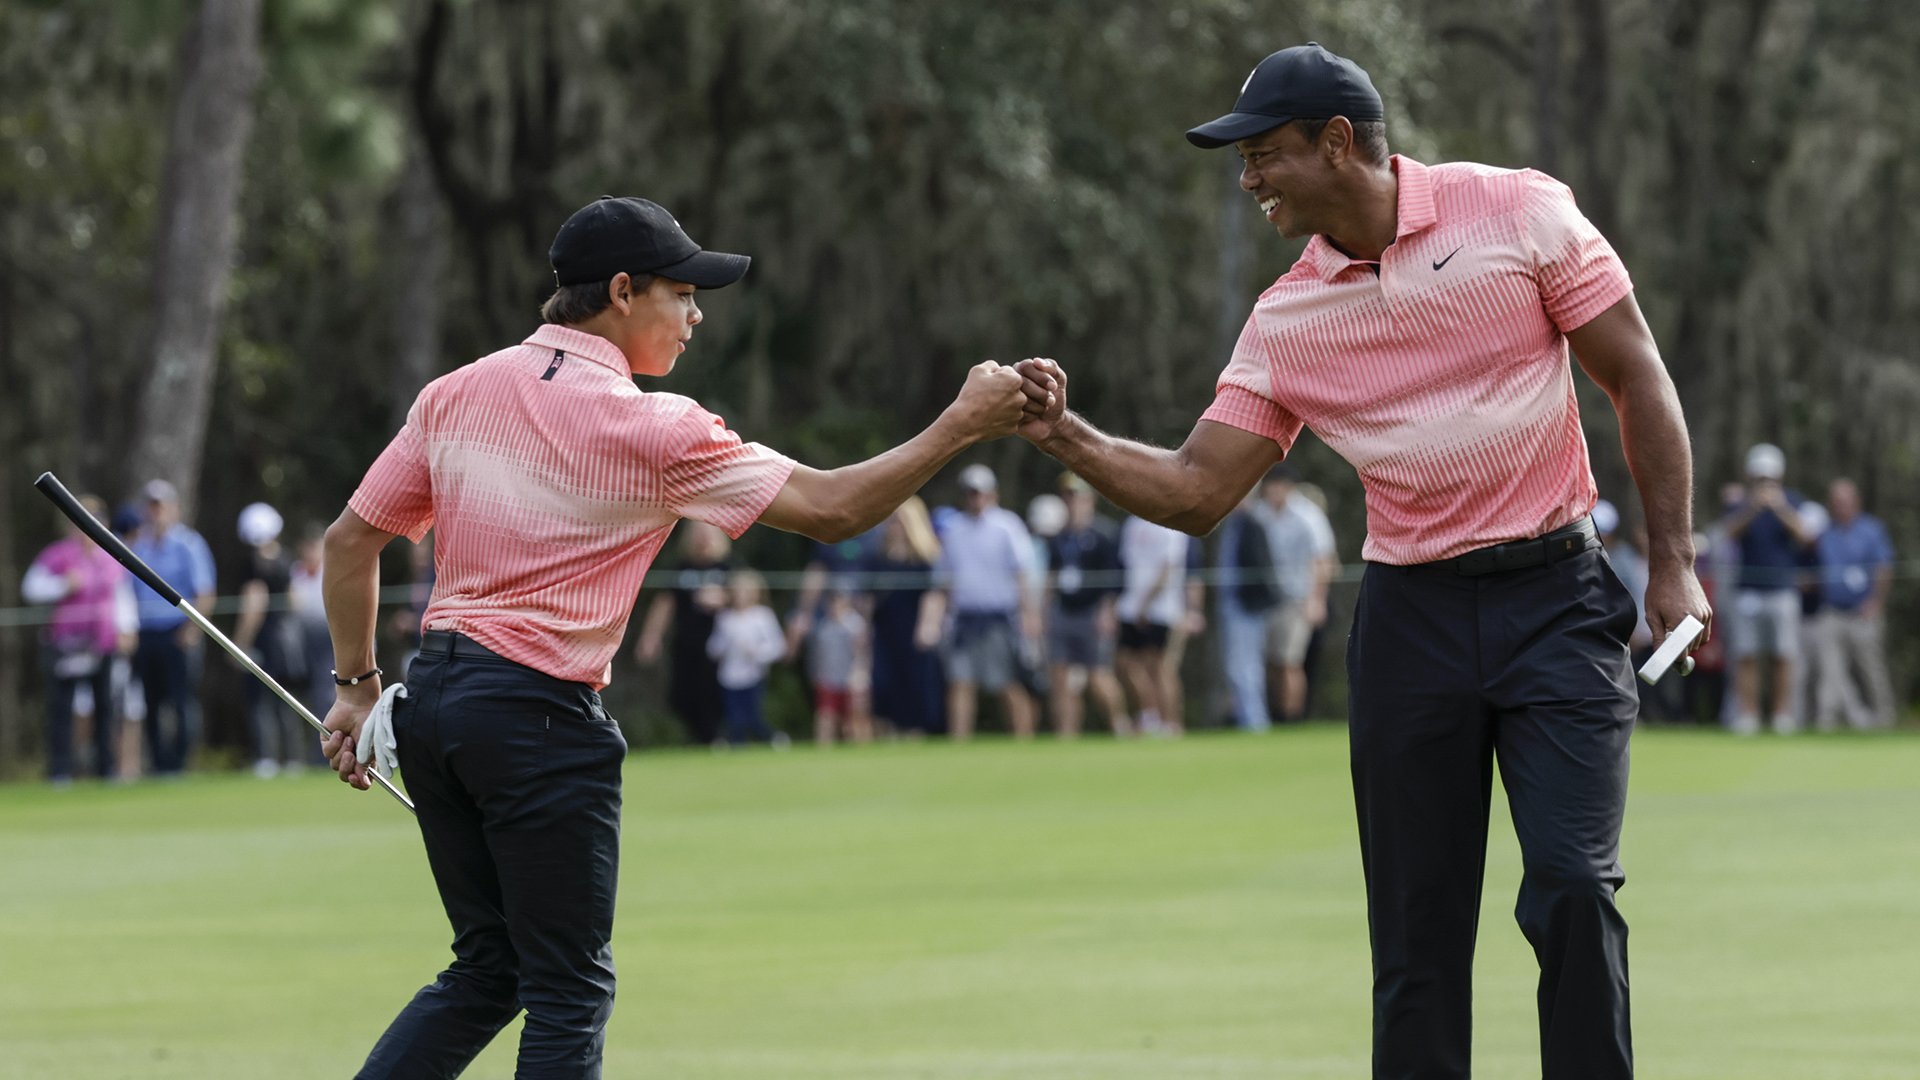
left=2, top=726, right=1916, bottom=1079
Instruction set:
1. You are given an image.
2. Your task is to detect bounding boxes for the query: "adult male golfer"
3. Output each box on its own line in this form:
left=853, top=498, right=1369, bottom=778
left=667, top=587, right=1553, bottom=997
left=1015, top=44, right=1710, bottom=1080
left=320, top=196, right=1026, bottom=1078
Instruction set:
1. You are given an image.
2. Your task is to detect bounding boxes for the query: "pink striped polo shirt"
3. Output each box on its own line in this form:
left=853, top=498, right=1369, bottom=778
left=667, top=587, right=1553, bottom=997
left=349, top=324, right=795, bottom=687
left=1203, top=156, right=1632, bottom=564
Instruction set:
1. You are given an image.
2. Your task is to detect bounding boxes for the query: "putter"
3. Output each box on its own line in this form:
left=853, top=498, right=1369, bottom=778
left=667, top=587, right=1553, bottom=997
left=34, top=472, right=416, bottom=815
left=1637, top=613, right=1706, bottom=686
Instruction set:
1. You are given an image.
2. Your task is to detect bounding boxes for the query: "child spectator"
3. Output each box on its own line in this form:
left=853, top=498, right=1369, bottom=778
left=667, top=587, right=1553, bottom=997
left=808, top=588, right=870, bottom=745
left=707, top=569, right=789, bottom=746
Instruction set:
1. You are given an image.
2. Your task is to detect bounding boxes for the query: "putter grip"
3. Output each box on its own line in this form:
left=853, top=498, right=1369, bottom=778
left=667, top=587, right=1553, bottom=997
left=1637, top=614, right=1706, bottom=686
left=33, top=472, right=184, bottom=607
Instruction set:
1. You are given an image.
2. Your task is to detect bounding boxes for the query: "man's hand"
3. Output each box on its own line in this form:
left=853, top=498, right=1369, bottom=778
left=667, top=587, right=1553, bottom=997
left=1015, top=358, right=1068, bottom=444
left=1644, top=560, right=1713, bottom=659
left=320, top=682, right=381, bottom=791
left=943, top=361, right=1029, bottom=442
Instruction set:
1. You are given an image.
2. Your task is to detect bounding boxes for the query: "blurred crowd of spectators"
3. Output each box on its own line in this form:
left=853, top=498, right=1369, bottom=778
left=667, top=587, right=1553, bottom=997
left=22, top=445, right=1905, bottom=782
left=22, top=480, right=335, bottom=785
left=632, top=462, right=1339, bottom=747
left=1605, top=443, right=1897, bottom=734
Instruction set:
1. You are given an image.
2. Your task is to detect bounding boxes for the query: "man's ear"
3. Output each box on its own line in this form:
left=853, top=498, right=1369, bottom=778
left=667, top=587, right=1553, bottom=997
left=1323, top=116, right=1355, bottom=165
left=607, top=272, right=635, bottom=316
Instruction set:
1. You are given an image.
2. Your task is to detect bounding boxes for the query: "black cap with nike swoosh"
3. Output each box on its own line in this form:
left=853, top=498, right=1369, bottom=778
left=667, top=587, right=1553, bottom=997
left=1186, top=43, right=1384, bottom=149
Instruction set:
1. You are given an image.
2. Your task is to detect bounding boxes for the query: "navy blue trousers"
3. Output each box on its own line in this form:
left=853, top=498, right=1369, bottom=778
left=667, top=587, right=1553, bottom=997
left=1348, top=547, right=1639, bottom=1080
left=134, top=629, right=195, bottom=773
left=357, top=635, right=626, bottom=1080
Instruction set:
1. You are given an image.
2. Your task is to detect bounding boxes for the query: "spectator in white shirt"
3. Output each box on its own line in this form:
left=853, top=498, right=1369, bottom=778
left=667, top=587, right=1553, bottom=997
left=1116, top=514, right=1199, bottom=736
left=1256, top=466, right=1335, bottom=721
left=707, top=569, right=789, bottom=746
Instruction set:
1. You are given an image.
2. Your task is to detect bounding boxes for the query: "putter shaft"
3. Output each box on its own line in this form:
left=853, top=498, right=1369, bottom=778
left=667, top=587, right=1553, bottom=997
left=178, top=604, right=416, bottom=814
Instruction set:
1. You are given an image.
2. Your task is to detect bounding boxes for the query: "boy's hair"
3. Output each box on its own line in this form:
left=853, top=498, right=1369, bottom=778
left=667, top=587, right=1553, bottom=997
left=728, top=568, right=768, bottom=607
left=539, top=273, right=656, bottom=325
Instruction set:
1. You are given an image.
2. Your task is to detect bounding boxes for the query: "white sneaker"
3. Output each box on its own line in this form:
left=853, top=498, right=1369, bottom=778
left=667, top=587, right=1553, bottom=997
left=770, top=731, right=792, bottom=751
left=1729, top=714, right=1761, bottom=737
left=252, top=759, right=280, bottom=779
left=1771, top=713, right=1801, bottom=736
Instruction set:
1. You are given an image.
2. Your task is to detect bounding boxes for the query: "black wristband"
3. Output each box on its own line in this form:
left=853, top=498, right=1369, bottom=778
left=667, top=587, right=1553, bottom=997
left=333, top=666, right=383, bottom=687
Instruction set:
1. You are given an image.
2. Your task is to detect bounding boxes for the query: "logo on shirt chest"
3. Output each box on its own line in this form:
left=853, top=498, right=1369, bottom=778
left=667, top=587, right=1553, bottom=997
left=1431, top=246, right=1463, bottom=271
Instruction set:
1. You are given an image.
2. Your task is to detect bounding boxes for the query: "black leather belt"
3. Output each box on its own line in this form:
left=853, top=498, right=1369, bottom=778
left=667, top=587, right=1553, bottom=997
left=1427, top=516, right=1600, bottom=576
left=420, top=629, right=508, bottom=662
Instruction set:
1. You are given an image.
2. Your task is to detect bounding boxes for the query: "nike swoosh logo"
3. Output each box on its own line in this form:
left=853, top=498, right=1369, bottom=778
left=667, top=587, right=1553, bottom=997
left=1432, top=247, right=1462, bottom=271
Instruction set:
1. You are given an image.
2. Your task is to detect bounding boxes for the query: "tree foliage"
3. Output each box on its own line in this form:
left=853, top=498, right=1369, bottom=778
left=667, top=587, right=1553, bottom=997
left=3, top=0, right=1920, bottom=760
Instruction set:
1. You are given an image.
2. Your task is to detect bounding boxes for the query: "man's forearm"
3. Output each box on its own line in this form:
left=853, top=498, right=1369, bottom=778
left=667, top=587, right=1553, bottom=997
left=1037, top=413, right=1274, bottom=535
left=1616, top=373, right=1695, bottom=571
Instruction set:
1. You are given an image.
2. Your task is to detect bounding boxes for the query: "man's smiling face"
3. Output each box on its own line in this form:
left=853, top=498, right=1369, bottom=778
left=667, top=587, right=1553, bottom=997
left=1235, top=121, right=1339, bottom=240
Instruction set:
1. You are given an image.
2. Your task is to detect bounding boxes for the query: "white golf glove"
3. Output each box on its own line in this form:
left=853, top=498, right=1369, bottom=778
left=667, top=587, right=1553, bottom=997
left=354, top=683, right=406, bottom=779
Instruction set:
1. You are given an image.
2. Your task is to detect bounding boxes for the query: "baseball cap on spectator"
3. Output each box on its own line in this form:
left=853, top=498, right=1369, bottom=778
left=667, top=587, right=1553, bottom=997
left=111, top=502, right=143, bottom=536
left=548, top=196, right=750, bottom=289
left=238, top=502, right=284, bottom=547
left=1590, top=499, right=1620, bottom=537
left=144, top=478, right=179, bottom=504
left=1186, top=43, right=1385, bottom=149
left=1797, top=500, right=1830, bottom=539
left=958, top=464, right=998, bottom=493
left=1058, top=472, right=1092, bottom=495
left=1027, top=494, right=1068, bottom=539
left=1744, top=443, right=1786, bottom=480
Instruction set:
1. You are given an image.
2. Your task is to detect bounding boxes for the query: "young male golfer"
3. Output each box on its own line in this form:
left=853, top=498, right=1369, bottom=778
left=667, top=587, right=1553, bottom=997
left=320, top=195, right=1026, bottom=1078
left=1014, top=44, right=1711, bottom=1080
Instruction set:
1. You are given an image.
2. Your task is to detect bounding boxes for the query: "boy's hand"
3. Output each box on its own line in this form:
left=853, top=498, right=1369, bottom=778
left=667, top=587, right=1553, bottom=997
left=944, top=362, right=1028, bottom=442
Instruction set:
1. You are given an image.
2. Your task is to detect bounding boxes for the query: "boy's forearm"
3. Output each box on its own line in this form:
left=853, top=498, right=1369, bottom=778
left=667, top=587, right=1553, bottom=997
left=322, top=509, right=391, bottom=679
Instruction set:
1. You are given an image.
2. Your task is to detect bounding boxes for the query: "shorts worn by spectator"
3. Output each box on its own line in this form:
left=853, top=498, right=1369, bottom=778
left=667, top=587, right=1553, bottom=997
left=932, top=465, right=1041, bottom=739
left=1723, top=444, right=1817, bottom=735
left=1116, top=515, right=1193, bottom=735
left=1043, top=474, right=1129, bottom=737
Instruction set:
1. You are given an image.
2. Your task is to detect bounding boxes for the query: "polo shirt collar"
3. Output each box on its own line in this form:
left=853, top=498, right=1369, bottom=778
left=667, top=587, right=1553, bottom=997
left=1303, top=154, right=1437, bottom=281
left=525, top=323, right=632, bottom=375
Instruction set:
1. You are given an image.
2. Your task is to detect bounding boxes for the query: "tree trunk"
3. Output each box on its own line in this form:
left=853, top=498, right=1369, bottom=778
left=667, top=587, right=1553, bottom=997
left=1213, top=158, right=1252, bottom=369
left=126, top=0, right=264, bottom=517
left=390, top=140, right=448, bottom=432
left=0, top=245, right=23, bottom=775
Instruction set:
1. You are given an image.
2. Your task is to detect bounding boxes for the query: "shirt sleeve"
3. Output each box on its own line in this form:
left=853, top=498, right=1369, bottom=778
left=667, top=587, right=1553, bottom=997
left=1522, top=171, right=1633, bottom=333
left=21, top=561, right=68, bottom=604
left=1200, top=315, right=1307, bottom=453
left=185, top=531, right=217, bottom=598
left=657, top=405, right=798, bottom=540
left=349, top=422, right=436, bottom=543
left=113, top=579, right=139, bottom=634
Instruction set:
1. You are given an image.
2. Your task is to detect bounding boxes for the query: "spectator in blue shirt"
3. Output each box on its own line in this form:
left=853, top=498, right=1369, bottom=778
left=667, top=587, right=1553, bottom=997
left=129, top=480, right=216, bottom=773
left=927, top=465, right=1040, bottom=740
left=1812, top=478, right=1896, bottom=729
left=1722, top=444, right=1818, bottom=735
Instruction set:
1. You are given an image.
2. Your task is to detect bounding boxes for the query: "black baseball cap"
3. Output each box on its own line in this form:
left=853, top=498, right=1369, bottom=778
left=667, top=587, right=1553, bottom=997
left=548, top=196, right=750, bottom=289
left=1186, top=43, right=1383, bottom=149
